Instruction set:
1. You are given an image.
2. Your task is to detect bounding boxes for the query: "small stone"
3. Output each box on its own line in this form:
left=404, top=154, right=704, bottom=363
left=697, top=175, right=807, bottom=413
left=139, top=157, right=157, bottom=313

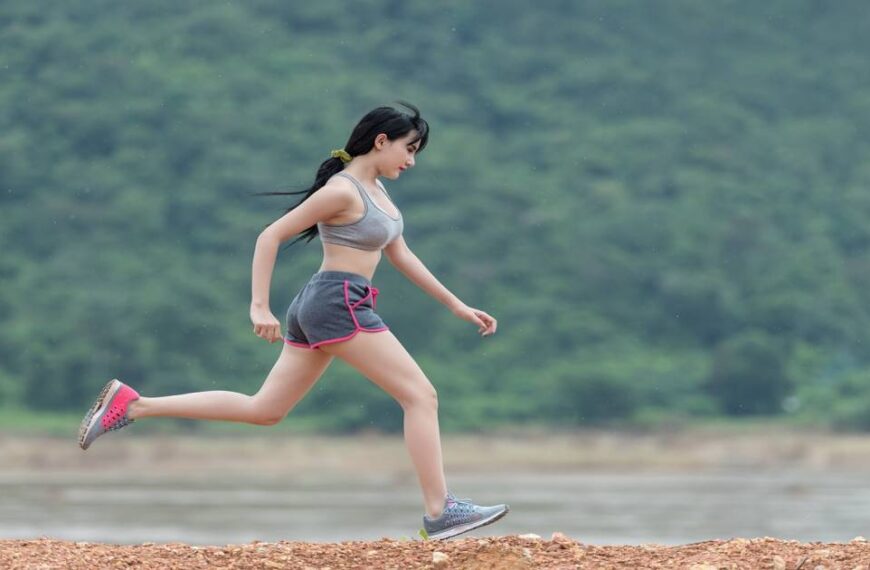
left=814, top=565, right=826, bottom=570
left=550, top=531, right=570, bottom=541
left=519, top=533, right=542, bottom=541
left=366, top=550, right=378, bottom=556
left=688, top=565, right=718, bottom=570
left=772, top=555, right=786, bottom=570
left=141, top=542, right=154, bottom=547
left=522, top=547, right=532, bottom=559
left=433, top=551, right=449, bottom=567
left=852, top=536, right=867, bottom=542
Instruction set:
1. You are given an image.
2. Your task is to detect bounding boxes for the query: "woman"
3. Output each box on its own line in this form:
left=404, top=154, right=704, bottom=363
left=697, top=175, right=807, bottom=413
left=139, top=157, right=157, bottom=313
left=78, top=102, right=509, bottom=540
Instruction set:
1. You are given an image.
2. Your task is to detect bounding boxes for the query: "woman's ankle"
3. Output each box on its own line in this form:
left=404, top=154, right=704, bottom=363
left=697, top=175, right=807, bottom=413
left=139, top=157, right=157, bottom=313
left=127, top=398, right=144, bottom=420
left=426, top=496, right=447, bottom=519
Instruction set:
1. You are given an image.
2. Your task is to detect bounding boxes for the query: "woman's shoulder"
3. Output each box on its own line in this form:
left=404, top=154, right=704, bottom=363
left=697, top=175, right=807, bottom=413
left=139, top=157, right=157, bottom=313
left=321, top=175, right=358, bottom=197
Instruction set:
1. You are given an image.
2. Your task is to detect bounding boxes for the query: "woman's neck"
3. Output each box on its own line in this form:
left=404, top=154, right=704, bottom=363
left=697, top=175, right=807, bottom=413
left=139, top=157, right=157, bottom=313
left=342, top=159, right=381, bottom=185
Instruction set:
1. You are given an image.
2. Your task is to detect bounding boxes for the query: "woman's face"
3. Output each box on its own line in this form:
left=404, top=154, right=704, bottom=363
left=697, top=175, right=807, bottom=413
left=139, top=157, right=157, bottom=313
left=376, top=131, right=421, bottom=179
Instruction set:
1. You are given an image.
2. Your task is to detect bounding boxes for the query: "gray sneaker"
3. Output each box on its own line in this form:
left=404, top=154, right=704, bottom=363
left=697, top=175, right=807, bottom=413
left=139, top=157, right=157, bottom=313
left=423, top=492, right=509, bottom=540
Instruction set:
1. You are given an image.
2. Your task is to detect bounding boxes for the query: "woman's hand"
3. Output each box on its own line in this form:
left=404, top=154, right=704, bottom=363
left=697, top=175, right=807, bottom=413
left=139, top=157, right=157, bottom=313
left=250, top=304, right=282, bottom=343
left=451, top=304, right=498, bottom=337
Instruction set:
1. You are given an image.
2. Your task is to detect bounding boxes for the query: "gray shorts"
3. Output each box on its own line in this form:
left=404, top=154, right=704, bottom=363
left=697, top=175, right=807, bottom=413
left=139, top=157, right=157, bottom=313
left=283, top=270, right=389, bottom=350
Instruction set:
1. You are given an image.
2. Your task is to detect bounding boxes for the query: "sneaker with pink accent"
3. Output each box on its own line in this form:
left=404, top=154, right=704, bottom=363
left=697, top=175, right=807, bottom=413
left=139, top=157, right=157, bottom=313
left=78, top=379, right=140, bottom=450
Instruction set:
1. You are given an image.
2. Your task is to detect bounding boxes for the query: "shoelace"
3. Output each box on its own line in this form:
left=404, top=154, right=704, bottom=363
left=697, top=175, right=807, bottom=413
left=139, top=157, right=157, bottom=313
left=107, top=416, right=133, bottom=431
left=446, top=493, right=475, bottom=507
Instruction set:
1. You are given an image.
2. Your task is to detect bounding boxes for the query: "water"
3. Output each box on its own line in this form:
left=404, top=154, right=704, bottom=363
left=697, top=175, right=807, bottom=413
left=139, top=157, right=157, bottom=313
left=1, top=469, right=866, bottom=545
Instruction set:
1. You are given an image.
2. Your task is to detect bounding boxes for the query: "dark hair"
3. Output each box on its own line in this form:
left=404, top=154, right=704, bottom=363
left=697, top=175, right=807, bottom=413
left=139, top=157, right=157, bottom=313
left=259, top=100, right=429, bottom=248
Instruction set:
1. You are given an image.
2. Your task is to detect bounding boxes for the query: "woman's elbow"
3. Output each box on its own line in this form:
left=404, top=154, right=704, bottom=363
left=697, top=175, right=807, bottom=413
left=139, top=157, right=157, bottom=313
left=256, top=228, right=282, bottom=248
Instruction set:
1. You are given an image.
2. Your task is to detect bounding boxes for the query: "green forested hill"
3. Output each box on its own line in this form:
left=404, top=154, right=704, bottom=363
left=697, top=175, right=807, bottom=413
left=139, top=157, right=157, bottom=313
left=2, top=0, right=869, bottom=431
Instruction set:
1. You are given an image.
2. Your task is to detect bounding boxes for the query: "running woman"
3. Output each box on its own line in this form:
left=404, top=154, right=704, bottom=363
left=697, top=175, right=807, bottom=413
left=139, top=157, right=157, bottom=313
left=78, top=102, right=509, bottom=540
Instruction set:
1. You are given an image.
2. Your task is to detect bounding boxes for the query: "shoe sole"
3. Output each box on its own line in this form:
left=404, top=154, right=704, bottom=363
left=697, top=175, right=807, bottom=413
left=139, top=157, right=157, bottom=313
left=78, top=379, right=122, bottom=450
left=428, top=505, right=510, bottom=540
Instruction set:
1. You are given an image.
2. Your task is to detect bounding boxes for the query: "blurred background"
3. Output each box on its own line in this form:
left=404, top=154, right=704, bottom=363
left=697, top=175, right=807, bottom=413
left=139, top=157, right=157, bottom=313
left=2, top=0, right=870, bottom=546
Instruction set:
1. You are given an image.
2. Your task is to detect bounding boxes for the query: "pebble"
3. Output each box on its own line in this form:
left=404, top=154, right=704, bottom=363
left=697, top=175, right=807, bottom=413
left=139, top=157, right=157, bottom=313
left=772, top=555, right=786, bottom=570
left=433, top=551, right=449, bottom=567
left=519, top=533, right=542, bottom=541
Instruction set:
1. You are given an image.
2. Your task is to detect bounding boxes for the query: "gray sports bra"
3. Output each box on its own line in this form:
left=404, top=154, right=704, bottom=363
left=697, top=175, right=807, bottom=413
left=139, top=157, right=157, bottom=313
left=317, top=172, right=404, bottom=251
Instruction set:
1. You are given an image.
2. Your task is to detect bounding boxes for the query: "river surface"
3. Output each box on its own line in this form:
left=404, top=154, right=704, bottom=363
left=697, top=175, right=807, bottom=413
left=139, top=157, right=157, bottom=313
left=1, top=469, right=866, bottom=545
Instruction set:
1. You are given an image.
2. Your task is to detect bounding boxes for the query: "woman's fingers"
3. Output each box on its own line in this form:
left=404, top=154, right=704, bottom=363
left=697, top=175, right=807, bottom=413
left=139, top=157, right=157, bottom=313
left=473, top=309, right=497, bottom=336
left=472, top=314, right=486, bottom=330
left=253, top=321, right=281, bottom=342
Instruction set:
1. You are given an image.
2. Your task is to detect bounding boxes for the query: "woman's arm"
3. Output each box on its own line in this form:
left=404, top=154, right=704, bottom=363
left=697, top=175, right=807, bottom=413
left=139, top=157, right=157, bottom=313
left=384, top=236, right=497, bottom=336
left=250, top=184, right=352, bottom=342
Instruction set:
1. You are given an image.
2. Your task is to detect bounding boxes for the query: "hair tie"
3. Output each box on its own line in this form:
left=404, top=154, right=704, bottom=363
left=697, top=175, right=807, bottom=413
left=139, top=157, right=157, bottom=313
left=330, top=149, right=352, bottom=163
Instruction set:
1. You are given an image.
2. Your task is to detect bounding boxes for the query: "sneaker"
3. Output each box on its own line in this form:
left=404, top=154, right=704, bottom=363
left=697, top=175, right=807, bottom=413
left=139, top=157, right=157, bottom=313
left=423, top=492, right=509, bottom=540
left=78, top=379, right=140, bottom=450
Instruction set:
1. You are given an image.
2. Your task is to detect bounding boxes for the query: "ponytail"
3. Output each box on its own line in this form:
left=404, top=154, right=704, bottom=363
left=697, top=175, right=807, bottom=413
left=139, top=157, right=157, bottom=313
left=256, top=101, right=429, bottom=248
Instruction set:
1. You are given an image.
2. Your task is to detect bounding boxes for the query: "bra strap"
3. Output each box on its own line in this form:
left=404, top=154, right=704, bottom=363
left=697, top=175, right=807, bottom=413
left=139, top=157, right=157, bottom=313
left=335, top=172, right=373, bottom=206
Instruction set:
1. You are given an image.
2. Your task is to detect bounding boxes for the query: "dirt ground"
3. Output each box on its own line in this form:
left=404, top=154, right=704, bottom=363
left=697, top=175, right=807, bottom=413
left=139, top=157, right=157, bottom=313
left=2, top=535, right=869, bottom=569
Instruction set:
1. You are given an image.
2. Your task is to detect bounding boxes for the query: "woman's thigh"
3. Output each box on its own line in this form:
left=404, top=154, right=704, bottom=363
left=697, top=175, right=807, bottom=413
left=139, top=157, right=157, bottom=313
left=252, top=343, right=334, bottom=419
left=317, top=330, right=436, bottom=408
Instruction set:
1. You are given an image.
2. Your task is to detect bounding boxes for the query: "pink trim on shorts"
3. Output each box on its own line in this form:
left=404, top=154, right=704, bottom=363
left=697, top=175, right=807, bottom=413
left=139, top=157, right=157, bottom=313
left=282, top=280, right=388, bottom=350
left=283, top=338, right=315, bottom=350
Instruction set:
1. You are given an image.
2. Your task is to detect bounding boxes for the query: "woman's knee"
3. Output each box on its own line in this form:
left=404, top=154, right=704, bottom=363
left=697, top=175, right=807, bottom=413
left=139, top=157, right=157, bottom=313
left=249, top=395, right=290, bottom=426
left=401, top=379, right=438, bottom=411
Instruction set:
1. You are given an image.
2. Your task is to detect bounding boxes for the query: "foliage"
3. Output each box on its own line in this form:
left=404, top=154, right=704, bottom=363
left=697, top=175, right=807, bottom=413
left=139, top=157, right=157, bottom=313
left=2, top=0, right=869, bottom=431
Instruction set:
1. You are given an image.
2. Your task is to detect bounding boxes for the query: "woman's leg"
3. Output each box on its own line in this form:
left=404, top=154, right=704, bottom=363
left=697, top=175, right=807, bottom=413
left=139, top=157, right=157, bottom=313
left=318, top=330, right=448, bottom=519
left=126, top=344, right=334, bottom=425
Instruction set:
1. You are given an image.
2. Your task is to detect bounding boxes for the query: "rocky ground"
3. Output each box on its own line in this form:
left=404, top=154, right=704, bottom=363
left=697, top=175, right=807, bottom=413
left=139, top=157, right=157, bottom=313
left=2, top=534, right=869, bottom=569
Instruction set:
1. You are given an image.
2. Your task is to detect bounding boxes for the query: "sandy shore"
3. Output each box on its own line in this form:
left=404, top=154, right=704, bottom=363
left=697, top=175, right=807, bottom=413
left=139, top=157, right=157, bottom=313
left=3, top=426, right=870, bottom=476
left=6, top=428, right=870, bottom=568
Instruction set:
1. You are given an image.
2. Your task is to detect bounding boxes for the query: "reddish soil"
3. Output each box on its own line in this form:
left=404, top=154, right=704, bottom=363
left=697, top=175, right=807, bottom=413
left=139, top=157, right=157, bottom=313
left=2, top=534, right=869, bottom=569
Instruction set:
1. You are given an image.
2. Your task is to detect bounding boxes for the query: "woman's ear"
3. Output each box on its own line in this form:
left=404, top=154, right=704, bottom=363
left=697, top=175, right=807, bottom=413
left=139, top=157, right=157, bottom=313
left=373, top=133, right=388, bottom=150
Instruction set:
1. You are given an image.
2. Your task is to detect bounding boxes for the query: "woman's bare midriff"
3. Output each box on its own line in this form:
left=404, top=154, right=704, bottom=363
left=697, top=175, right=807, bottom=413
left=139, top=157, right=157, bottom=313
left=318, top=241, right=382, bottom=282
